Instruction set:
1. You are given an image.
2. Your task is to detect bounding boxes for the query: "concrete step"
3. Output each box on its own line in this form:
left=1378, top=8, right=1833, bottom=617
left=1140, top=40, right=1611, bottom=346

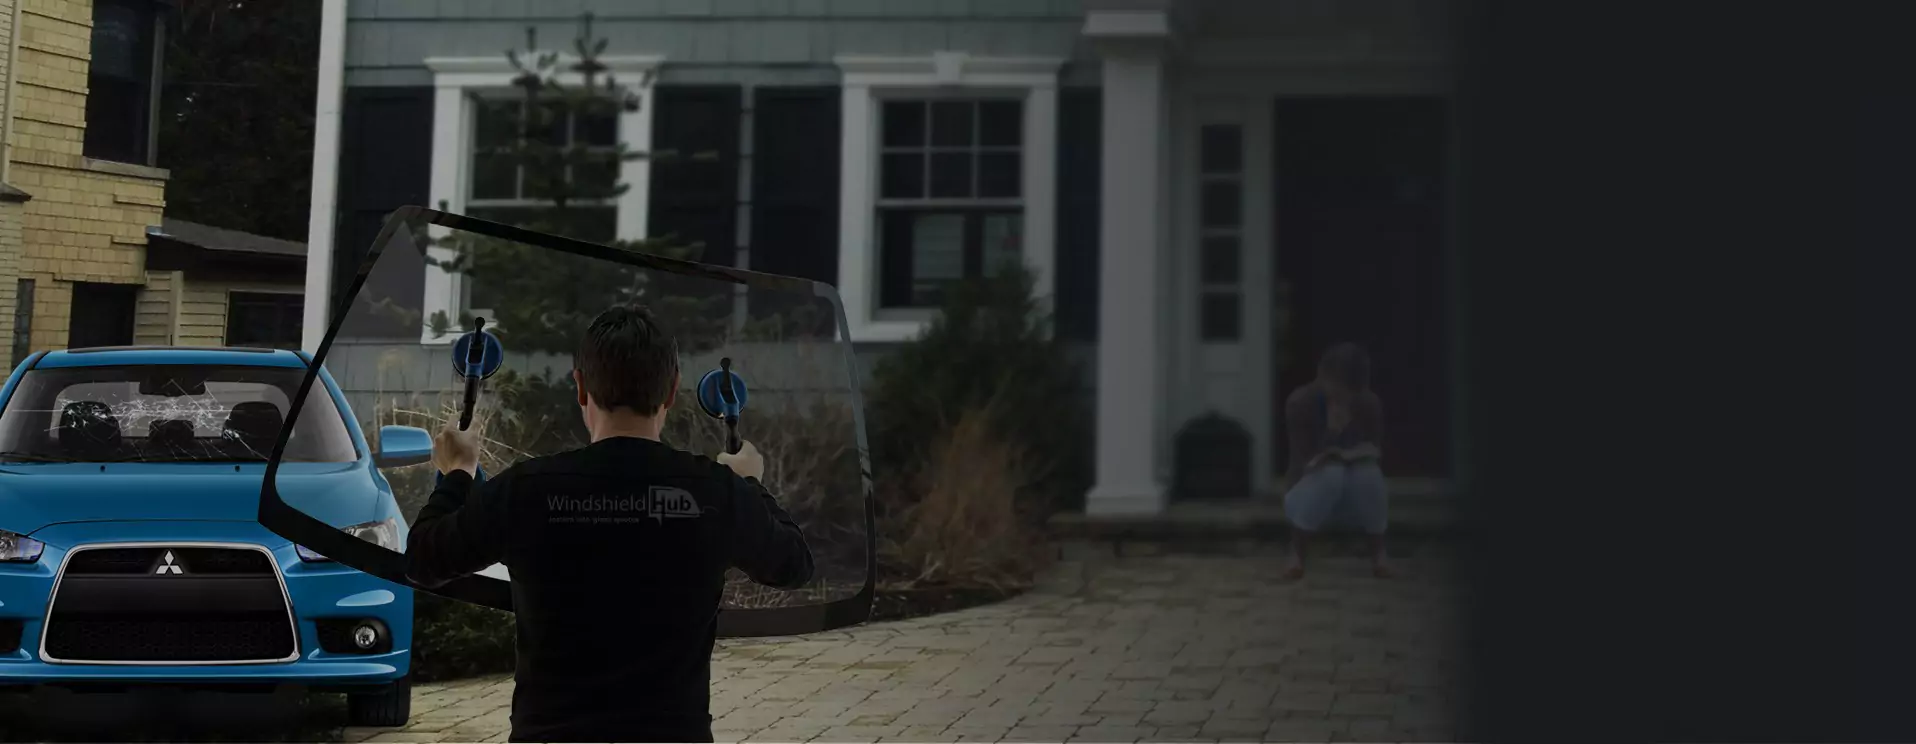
left=1047, top=490, right=1460, bottom=544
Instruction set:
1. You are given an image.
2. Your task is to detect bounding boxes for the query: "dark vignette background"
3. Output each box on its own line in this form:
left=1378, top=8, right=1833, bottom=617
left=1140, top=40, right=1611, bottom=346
left=1454, top=1, right=1916, bottom=740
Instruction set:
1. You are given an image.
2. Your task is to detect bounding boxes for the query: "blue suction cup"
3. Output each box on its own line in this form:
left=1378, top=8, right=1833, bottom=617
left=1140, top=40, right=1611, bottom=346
left=450, top=328, right=505, bottom=380
left=696, top=367, right=748, bottom=419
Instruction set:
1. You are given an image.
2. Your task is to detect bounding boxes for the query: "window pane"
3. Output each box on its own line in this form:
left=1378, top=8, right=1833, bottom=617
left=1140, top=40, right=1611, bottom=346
left=473, top=98, right=520, bottom=149
left=929, top=101, right=974, bottom=147
left=572, top=154, right=619, bottom=199
left=982, top=213, right=1024, bottom=278
left=1202, top=181, right=1242, bottom=228
left=1201, top=125, right=1243, bottom=175
left=881, top=153, right=926, bottom=199
left=978, top=152, right=1021, bottom=198
left=463, top=207, right=617, bottom=314
left=882, top=101, right=926, bottom=148
left=522, top=166, right=559, bottom=200
left=89, top=1, right=146, bottom=81
left=879, top=211, right=967, bottom=309
left=1201, top=235, right=1241, bottom=284
left=979, top=100, right=1022, bottom=147
left=82, top=77, right=147, bottom=164
left=470, top=153, right=517, bottom=200
left=227, top=293, right=303, bottom=350
left=574, top=105, right=619, bottom=146
left=528, top=100, right=568, bottom=147
left=1200, top=291, right=1242, bottom=341
left=928, top=152, right=973, bottom=199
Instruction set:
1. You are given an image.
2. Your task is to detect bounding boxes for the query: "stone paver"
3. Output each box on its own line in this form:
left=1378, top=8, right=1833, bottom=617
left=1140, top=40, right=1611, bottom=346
left=2, top=546, right=1459, bottom=742
left=349, top=544, right=1462, bottom=743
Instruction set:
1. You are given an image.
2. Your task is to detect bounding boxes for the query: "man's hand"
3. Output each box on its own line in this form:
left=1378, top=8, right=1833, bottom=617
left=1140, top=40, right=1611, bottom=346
left=717, top=440, right=765, bottom=480
left=433, top=421, right=481, bottom=477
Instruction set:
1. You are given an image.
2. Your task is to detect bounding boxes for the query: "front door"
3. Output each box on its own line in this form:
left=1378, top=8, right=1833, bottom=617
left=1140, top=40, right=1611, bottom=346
left=1274, top=97, right=1450, bottom=477
left=67, top=282, right=138, bottom=349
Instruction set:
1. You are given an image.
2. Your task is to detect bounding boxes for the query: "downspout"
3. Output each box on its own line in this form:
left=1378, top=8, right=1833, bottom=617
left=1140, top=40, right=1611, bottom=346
left=2, top=0, right=27, bottom=184
left=301, top=0, right=346, bottom=353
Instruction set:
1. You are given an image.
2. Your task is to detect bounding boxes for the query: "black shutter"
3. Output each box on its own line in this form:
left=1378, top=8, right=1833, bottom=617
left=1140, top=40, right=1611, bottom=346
left=649, top=85, right=742, bottom=267
left=1056, top=88, right=1102, bottom=342
left=333, top=87, right=433, bottom=337
left=750, top=87, right=841, bottom=285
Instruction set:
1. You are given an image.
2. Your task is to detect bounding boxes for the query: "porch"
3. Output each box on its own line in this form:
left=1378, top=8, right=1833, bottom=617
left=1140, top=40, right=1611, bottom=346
left=1081, top=0, right=1456, bottom=519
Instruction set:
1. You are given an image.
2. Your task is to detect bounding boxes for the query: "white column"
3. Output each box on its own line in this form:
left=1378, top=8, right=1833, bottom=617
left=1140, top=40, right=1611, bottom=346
left=419, top=83, right=467, bottom=344
left=834, top=83, right=876, bottom=338
left=617, top=83, right=656, bottom=241
left=301, top=0, right=347, bottom=353
left=1022, top=82, right=1060, bottom=323
left=1086, top=43, right=1170, bottom=516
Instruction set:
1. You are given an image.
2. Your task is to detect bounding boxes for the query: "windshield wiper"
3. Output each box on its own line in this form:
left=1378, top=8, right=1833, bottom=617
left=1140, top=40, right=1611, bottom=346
left=0, top=450, right=71, bottom=463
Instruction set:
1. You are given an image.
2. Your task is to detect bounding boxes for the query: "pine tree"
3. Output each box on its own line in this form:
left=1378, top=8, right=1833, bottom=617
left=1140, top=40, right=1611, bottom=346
left=423, top=13, right=725, bottom=357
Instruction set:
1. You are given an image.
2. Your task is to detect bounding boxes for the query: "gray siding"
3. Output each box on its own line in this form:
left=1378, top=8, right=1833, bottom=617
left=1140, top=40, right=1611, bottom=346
left=326, top=339, right=891, bottom=428
left=327, top=340, right=1093, bottom=441
left=344, top=0, right=1098, bottom=87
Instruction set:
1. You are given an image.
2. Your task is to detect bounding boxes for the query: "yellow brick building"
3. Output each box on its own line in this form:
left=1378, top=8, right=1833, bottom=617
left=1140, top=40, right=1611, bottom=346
left=0, top=0, right=166, bottom=371
left=0, top=0, right=305, bottom=372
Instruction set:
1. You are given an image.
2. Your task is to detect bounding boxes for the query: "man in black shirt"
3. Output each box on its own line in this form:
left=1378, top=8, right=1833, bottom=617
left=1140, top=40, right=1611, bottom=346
left=406, top=305, right=815, bottom=743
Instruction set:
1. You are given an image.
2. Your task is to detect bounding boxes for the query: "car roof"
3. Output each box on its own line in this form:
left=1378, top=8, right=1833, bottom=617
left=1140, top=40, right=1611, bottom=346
left=32, top=346, right=309, bottom=369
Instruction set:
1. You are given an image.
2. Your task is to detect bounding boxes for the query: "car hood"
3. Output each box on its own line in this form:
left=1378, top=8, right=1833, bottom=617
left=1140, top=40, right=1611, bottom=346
left=0, top=462, right=378, bottom=537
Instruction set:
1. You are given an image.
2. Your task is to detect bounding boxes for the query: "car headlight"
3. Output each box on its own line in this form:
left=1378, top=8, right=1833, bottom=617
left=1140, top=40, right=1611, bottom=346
left=296, top=518, right=401, bottom=562
left=0, top=529, right=45, bottom=563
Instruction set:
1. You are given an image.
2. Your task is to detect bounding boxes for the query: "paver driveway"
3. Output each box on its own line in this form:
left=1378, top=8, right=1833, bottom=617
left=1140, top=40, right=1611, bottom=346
left=352, top=543, right=1462, bottom=743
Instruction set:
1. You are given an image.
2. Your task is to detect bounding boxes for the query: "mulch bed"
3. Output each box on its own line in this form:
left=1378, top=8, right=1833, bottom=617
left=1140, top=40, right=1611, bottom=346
left=870, top=584, right=1023, bottom=622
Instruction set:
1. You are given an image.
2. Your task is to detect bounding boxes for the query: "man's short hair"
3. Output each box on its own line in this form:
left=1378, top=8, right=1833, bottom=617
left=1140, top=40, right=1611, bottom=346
left=1318, top=342, right=1372, bottom=390
left=576, top=305, right=680, bottom=414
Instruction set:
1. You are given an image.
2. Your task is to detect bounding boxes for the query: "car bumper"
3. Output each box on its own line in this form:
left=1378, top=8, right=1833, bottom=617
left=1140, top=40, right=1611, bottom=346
left=0, top=521, right=412, bottom=686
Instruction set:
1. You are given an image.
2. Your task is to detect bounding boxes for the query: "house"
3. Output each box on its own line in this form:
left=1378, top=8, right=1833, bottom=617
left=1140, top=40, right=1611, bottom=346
left=0, top=0, right=309, bottom=366
left=301, top=0, right=1455, bottom=515
left=139, top=218, right=309, bottom=349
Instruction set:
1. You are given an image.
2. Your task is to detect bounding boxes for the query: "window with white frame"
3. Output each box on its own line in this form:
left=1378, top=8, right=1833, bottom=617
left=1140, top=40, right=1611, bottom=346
left=465, top=94, right=621, bottom=241
left=876, top=97, right=1026, bottom=309
left=834, top=53, right=1060, bottom=343
left=419, top=54, right=662, bottom=344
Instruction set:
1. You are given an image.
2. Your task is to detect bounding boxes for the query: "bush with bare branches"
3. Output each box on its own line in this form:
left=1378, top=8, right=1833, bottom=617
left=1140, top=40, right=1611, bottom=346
left=876, top=400, right=1045, bottom=591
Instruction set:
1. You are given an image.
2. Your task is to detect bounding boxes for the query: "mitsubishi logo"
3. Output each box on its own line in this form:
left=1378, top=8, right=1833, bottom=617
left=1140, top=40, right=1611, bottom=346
left=154, top=550, right=184, bottom=575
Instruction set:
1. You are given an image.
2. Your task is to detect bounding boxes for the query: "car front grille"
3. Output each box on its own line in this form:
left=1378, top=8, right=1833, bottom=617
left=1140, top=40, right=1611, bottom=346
left=42, top=544, right=297, bottom=664
left=64, top=546, right=274, bottom=576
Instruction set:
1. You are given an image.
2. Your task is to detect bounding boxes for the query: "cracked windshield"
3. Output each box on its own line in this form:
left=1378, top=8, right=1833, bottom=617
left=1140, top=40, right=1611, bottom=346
left=284, top=213, right=871, bottom=611
left=0, top=364, right=356, bottom=464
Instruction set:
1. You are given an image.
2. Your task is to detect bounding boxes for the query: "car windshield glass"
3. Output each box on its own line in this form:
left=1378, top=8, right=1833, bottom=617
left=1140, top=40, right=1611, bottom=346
left=0, top=364, right=358, bottom=463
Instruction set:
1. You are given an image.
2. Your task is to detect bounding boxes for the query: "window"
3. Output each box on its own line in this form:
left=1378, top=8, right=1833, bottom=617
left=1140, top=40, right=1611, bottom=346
left=226, top=292, right=304, bottom=350
left=465, top=96, right=622, bottom=315
left=0, top=365, right=357, bottom=463
left=1199, top=124, right=1245, bottom=342
left=876, top=98, right=1024, bottom=309
left=466, top=95, right=620, bottom=243
left=83, top=0, right=162, bottom=165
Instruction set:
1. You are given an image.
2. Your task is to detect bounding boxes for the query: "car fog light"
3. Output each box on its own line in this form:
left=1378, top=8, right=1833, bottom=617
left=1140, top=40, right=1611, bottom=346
left=353, top=623, right=380, bottom=650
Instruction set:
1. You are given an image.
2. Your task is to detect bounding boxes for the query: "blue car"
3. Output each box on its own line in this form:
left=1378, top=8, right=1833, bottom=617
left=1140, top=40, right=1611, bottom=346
left=0, top=346, right=426, bottom=727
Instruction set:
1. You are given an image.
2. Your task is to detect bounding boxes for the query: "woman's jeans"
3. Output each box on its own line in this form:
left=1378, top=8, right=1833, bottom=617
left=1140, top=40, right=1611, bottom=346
left=1284, top=460, right=1389, bottom=535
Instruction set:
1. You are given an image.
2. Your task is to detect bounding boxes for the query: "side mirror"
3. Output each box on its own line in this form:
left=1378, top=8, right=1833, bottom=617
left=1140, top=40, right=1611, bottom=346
left=374, top=425, right=433, bottom=469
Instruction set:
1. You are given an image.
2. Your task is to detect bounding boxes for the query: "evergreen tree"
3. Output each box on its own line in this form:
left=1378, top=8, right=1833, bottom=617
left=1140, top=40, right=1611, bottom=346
left=424, top=14, right=722, bottom=359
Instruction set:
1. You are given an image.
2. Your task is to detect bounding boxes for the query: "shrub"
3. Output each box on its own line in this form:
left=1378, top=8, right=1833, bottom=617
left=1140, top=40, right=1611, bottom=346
left=866, top=264, right=1091, bottom=520
left=410, top=591, right=516, bottom=682
left=877, top=401, right=1046, bottom=590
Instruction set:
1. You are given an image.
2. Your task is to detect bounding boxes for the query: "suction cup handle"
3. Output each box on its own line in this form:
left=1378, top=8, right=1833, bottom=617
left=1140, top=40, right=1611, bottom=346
left=458, top=318, right=488, bottom=431
left=719, top=357, right=742, bottom=455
